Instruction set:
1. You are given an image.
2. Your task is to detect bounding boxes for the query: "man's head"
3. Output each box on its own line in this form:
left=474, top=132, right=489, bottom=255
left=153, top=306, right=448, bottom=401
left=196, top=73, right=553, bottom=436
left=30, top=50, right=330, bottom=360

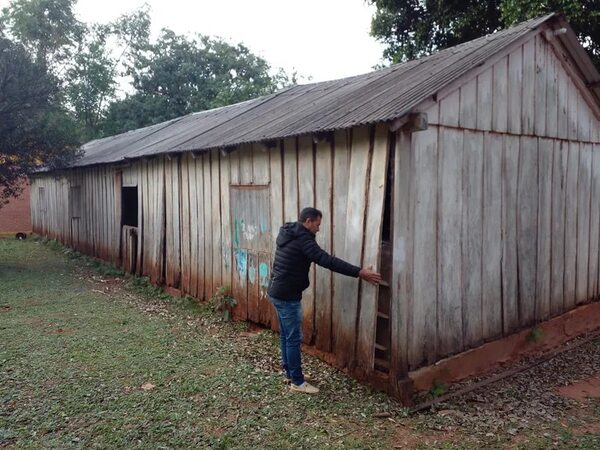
left=299, top=207, right=322, bottom=234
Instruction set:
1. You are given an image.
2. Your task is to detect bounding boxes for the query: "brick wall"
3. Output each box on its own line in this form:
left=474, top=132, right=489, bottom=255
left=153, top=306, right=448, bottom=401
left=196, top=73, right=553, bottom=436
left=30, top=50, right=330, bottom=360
left=0, top=181, right=32, bottom=233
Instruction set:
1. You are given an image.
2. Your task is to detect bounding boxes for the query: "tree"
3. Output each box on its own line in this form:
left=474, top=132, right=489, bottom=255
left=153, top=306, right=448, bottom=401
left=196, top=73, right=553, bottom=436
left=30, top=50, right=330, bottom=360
left=100, top=30, right=295, bottom=136
left=64, top=8, right=150, bottom=140
left=0, top=37, right=80, bottom=206
left=0, top=0, right=83, bottom=70
left=370, top=1, right=600, bottom=69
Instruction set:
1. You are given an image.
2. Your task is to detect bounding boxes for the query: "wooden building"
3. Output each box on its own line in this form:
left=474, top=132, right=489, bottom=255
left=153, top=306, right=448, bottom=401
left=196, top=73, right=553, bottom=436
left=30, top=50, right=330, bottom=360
left=30, top=14, right=600, bottom=400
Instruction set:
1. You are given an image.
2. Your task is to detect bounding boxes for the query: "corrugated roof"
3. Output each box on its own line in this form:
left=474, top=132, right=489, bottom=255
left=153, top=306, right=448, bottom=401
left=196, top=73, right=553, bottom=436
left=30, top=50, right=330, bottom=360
left=72, top=13, right=598, bottom=168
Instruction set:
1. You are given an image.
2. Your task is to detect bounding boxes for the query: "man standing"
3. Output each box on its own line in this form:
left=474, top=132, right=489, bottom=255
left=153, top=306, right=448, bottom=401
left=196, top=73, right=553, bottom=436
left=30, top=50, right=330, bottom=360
left=268, top=207, right=382, bottom=394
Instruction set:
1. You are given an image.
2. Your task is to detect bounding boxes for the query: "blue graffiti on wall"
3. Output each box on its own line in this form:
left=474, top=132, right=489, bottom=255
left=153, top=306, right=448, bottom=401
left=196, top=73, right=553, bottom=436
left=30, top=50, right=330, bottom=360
left=235, top=249, right=248, bottom=278
left=259, top=263, right=269, bottom=288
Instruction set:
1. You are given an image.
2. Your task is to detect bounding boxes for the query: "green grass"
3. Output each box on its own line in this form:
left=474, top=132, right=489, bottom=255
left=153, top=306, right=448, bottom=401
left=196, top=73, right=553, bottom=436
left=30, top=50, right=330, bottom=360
left=1, top=237, right=598, bottom=449
left=0, top=238, right=403, bottom=449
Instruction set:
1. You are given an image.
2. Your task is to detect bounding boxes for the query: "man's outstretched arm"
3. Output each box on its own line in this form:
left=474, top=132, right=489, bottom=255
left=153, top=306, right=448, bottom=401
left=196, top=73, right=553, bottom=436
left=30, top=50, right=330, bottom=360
left=301, top=238, right=382, bottom=285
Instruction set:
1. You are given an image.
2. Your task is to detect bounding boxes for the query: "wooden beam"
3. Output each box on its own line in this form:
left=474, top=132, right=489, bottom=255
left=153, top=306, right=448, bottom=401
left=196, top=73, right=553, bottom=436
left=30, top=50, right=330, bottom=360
left=390, top=113, right=429, bottom=133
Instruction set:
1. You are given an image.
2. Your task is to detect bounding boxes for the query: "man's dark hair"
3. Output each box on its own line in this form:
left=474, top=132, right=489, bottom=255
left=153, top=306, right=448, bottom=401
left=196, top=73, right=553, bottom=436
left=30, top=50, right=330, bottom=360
left=299, top=207, right=322, bottom=222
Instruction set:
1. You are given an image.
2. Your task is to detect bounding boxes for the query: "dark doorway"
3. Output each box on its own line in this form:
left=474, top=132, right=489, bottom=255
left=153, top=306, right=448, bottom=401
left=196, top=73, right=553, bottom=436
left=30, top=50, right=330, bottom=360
left=122, top=186, right=138, bottom=227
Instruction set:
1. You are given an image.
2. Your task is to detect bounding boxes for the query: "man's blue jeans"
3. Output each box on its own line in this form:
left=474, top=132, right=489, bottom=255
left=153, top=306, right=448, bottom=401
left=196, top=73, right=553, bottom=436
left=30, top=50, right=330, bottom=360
left=269, top=296, right=304, bottom=385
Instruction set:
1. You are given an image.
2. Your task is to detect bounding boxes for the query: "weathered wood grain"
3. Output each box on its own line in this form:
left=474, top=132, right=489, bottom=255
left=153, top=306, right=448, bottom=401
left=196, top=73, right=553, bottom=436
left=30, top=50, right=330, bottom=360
left=517, top=136, right=538, bottom=327
left=437, top=127, right=464, bottom=355
left=522, top=39, right=536, bottom=134
left=462, top=131, right=484, bottom=347
left=534, top=35, right=547, bottom=136
left=332, top=129, right=351, bottom=348
left=537, top=138, right=553, bottom=320
left=439, top=89, right=459, bottom=128
left=576, top=144, right=592, bottom=304
left=356, top=124, right=389, bottom=374
left=314, top=138, right=334, bottom=352
left=335, top=125, right=370, bottom=368
left=492, top=58, right=508, bottom=133
left=564, top=142, right=579, bottom=309
left=550, top=140, right=567, bottom=316
left=409, top=126, right=438, bottom=367
left=477, top=68, right=493, bottom=131
left=297, top=135, right=315, bottom=344
left=482, top=132, right=503, bottom=339
left=508, top=45, right=523, bottom=135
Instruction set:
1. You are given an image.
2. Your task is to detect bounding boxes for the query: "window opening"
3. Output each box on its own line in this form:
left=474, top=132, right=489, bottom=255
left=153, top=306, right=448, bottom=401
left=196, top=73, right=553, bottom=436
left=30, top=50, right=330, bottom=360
left=122, top=186, right=138, bottom=227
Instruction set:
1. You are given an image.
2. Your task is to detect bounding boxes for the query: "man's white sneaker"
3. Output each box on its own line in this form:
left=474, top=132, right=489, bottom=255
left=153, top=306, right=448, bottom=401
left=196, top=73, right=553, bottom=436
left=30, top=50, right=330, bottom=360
left=290, top=382, right=319, bottom=394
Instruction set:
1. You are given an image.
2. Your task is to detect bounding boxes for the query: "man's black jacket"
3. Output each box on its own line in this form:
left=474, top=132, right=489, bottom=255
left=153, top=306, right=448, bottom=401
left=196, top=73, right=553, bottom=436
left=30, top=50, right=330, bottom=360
left=267, top=221, right=360, bottom=301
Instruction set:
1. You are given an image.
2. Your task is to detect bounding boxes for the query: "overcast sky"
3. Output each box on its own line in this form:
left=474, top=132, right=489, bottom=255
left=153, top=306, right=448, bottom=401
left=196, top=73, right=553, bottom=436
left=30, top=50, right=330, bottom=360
left=1, top=0, right=388, bottom=83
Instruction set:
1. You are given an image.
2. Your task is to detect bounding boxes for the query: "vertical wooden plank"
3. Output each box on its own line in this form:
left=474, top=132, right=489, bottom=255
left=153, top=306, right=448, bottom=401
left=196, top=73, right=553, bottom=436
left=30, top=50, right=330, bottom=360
left=239, top=143, right=253, bottom=185
left=409, top=126, right=438, bottom=367
left=252, top=143, right=270, bottom=185
left=220, top=152, right=233, bottom=302
left=462, top=131, right=484, bottom=347
left=588, top=145, right=600, bottom=300
left=576, top=144, right=592, bottom=304
left=335, top=125, right=370, bottom=368
left=230, top=150, right=240, bottom=185
left=297, top=135, right=315, bottom=344
left=546, top=49, right=558, bottom=139
left=188, top=156, right=200, bottom=297
left=482, top=132, right=503, bottom=339
left=550, top=140, right=567, bottom=316
left=517, top=137, right=538, bottom=327
left=136, top=163, right=144, bottom=276
left=568, top=79, right=578, bottom=141
left=171, top=157, right=181, bottom=287
left=476, top=68, right=493, bottom=131
left=283, top=138, right=298, bottom=222
left=439, top=89, right=459, bottom=127
left=332, top=129, right=351, bottom=348
left=534, top=35, right=547, bottom=136
left=459, top=77, right=477, bottom=129
left=269, top=143, right=284, bottom=332
left=537, top=138, right=553, bottom=320
left=165, top=158, right=174, bottom=285
left=258, top=252, right=272, bottom=326
left=557, top=61, right=569, bottom=139
left=564, top=142, right=579, bottom=309
left=522, top=39, right=536, bottom=135
left=202, top=153, right=212, bottom=300
left=314, top=138, right=334, bottom=352
left=211, top=149, right=222, bottom=292
left=437, top=127, right=464, bottom=356
left=356, top=125, right=389, bottom=374
left=180, top=154, right=192, bottom=294
left=157, top=157, right=166, bottom=284
left=390, top=130, right=412, bottom=385
left=578, top=100, right=591, bottom=143
left=247, top=249, right=260, bottom=323
left=508, top=45, right=523, bottom=135
left=492, top=58, right=508, bottom=133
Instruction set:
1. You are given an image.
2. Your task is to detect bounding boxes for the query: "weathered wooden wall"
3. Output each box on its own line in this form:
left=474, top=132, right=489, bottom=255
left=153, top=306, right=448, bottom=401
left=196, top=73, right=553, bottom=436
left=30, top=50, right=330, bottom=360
left=30, top=124, right=391, bottom=381
left=391, top=32, right=600, bottom=375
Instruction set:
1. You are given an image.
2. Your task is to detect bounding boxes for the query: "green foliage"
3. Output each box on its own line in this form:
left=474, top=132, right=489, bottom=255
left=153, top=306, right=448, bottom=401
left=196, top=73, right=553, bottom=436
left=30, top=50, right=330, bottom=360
left=0, top=36, right=81, bottom=207
left=429, top=379, right=447, bottom=398
left=0, top=0, right=83, bottom=68
left=100, top=30, right=294, bottom=136
left=529, top=326, right=543, bottom=342
left=370, top=1, right=600, bottom=69
left=209, top=285, right=237, bottom=321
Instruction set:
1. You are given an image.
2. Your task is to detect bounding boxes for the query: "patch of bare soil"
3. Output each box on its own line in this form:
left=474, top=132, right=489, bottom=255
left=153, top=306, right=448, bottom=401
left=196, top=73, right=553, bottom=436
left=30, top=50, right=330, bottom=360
left=557, top=374, right=600, bottom=402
